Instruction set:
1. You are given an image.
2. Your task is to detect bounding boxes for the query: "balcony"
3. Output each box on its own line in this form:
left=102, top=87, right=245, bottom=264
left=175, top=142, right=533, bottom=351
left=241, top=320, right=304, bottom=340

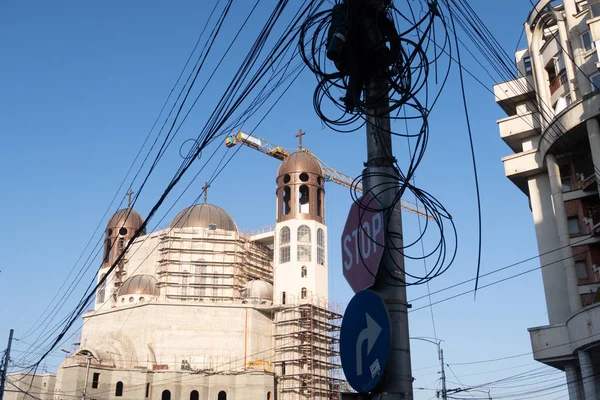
left=494, top=75, right=535, bottom=115
left=585, top=205, right=600, bottom=235
left=498, top=112, right=541, bottom=152
left=502, top=149, right=544, bottom=192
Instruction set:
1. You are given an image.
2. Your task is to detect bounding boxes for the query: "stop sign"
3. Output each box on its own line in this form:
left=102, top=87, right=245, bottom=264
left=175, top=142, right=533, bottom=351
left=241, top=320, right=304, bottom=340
left=341, top=193, right=385, bottom=293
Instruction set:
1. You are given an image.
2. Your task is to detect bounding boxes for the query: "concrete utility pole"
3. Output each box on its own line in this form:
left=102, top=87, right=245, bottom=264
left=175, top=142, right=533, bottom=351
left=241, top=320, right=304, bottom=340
left=82, top=354, right=92, bottom=400
left=363, top=74, right=413, bottom=399
left=0, top=329, right=14, bottom=400
left=439, top=348, right=447, bottom=400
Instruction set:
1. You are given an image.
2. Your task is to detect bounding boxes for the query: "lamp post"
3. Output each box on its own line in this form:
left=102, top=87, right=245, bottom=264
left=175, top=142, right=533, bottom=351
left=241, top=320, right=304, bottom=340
left=410, top=337, right=446, bottom=400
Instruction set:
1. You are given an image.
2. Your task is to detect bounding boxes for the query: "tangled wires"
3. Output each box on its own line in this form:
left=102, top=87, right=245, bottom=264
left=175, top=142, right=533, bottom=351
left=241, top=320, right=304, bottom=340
left=299, top=0, right=458, bottom=286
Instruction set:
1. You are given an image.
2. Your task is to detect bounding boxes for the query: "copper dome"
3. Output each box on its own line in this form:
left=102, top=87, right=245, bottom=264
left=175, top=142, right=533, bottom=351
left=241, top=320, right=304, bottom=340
left=277, top=151, right=323, bottom=178
left=107, top=208, right=145, bottom=230
left=118, top=275, right=159, bottom=297
left=170, top=203, right=238, bottom=231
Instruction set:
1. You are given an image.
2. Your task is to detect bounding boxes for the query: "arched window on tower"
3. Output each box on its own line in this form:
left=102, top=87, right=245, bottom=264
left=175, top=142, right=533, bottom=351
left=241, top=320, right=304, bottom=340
left=301, top=266, right=307, bottom=278
left=190, top=390, right=199, bottom=400
left=115, top=381, right=123, bottom=397
left=103, top=238, right=111, bottom=263
left=299, top=185, right=310, bottom=214
left=218, top=390, right=227, bottom=400
left=97, top=273, right=106, bottom=304
left=297, top=225, right=311, bottom=262
left=301, top=287, right=307, bottom=299
left=317, top=188, right=323, bottom=217
left=283, top=187, right=291, bottom=215
left=280, top=227, right=291, bottom=263
left=162, top=390, right=171, bottom=400
left=317, top=229, right=325, bottom=265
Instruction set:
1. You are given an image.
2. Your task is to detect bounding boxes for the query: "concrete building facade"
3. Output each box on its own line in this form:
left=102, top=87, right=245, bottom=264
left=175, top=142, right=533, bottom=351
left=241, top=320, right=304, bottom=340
left=494, top=1, right=600, bottom=399
left=6, top=149, right=342, bottom=400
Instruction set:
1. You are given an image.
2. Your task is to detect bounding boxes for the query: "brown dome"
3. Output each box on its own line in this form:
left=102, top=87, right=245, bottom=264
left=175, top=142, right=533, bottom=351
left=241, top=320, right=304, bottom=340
left=118, top=275, right=159, bottom=297
left=170, top=203, right=238, bottom=231
left=107, top=208, right=145, bottom=231
left=277, top=151, right=323, bottom=178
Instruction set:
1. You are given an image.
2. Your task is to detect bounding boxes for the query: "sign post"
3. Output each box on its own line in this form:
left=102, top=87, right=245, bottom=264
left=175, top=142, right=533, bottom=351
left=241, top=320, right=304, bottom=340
left=341, top=193, right=385, bottom=293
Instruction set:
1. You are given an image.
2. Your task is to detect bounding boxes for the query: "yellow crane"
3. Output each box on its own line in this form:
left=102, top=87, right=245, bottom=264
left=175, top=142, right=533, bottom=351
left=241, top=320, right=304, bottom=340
left=225, top=130, right=432, bottom=220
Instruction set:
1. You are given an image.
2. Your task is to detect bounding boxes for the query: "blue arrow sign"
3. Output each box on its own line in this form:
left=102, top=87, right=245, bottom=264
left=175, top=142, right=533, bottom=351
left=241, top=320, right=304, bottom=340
left=340, top=290, right=391, bottom=393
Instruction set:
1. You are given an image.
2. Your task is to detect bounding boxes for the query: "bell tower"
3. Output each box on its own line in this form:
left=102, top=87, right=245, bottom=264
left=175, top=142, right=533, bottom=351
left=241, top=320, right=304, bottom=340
left=273, top=131, right=328, bottom=305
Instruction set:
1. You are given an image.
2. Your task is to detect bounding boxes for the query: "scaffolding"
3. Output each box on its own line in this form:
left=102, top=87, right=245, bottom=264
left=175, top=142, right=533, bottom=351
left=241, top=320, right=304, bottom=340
left=273, top=294, right=343, bottom=400
left=156, top=228, right=273, bottom=303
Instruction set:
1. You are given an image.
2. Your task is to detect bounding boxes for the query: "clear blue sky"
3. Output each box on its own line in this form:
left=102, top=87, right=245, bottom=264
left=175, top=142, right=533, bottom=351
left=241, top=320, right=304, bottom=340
left=0, top=1, right=563, bottom=398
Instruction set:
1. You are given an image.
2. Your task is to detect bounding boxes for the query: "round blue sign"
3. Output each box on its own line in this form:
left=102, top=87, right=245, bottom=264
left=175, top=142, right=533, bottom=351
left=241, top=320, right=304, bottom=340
left=340, top=290, right=391, bottom=393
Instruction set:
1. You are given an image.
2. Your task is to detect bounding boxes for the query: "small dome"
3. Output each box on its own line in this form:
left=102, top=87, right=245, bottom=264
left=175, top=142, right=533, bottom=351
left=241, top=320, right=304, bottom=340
left=118, top=275, right=159, bottom=297
left=277, top=151, right=323, bottom=178
left=170, top=203, right=237, bottom=231
left=107, top=208, right=144, bottom=231
left=243, top=280, right=273, bottom=302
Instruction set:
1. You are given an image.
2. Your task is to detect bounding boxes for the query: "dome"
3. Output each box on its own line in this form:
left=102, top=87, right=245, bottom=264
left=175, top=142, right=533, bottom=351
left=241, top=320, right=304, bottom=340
left=170, top=203, right=238, bottom=231
left=107, top=208, right=144, bottom=231
left=118, top=275, right=159, bottom=297
left=243, top=280, right=273, bottom=302
left=277, top=151, right=323, bottom=178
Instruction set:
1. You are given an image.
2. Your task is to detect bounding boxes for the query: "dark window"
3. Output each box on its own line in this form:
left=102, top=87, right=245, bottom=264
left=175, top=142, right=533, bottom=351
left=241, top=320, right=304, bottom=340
left=97, top=274, right=106, bottom=304
left=317, top=188, right=323, bottom=217
left=282, top=291, right=286, bottom=305
left=267, top=392, right=272, bottom=400
left=301, top=266, right=307, bottom=278
left=576, top=260, right=589, bottom=280
left=317, top=228, right=325, bottom=265
left=119, top=227, right=128, bottom=236
left=115, top=381, right=123, bottom=397
left=92, top=373, right=100, bottom=389
left=145, top=383, right=151, bottom=398
left=218, top=391, right=227, bottom=400
left=190, top=390, right=199, bottom=400
left=282, top=361, right=286, bottom=375
left=301, top=287, right=307, bottom=299
left=581, top=31, right=594, bottom=52
left=283, top=174, right=291, bottom=184
left=299, top=172, right=309, bottom=182
left=568, top=216, right=581, bottom=235
left=103, top=239, right=111, bottom=263
left=592, top=73, right=600, bottom=91
left=162, top=390, right=171, bottom=400
left=283, top=187, right=291, bottom=215
left=523, top=56, right=532, bottom=75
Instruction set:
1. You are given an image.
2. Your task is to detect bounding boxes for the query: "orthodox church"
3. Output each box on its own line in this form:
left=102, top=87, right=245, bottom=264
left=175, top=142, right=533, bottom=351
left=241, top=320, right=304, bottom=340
left=8, top=146, right=342, bottom=400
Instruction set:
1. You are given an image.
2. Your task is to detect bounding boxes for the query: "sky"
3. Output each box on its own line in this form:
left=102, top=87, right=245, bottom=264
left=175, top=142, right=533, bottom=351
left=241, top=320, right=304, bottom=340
left=0, top=1, right=565, bottom=398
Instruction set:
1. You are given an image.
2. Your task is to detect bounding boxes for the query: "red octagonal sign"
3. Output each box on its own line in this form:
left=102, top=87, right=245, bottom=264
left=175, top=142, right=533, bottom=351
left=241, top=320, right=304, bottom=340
left=341, top=193, right=385, bottom=293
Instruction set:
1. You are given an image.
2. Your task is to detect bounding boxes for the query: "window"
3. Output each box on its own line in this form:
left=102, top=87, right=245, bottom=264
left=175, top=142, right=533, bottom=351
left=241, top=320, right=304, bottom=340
left=283, top=187, right=291, bottom=215
left=576, top=260, right=589, bottom=280
left=581, top=31, right=594, bottom=52
left=301, top=266, right=307, bottom=278
left=524, top=56, right=532, bottom=75
left=218, top=390, right=227, bottom=400
left=92, top=373, right=100, bottom=389
left=162, top=390, right=171, bottom=400
left=96, top=274, right=106, bottom=304
left=190, top=390, right=199, bottom=400
left=282, top=291, right=286, bottom=305
left=299, top=185, right=310, bottom=214
left=592, top=73, right=600, bottom=91
left=317, top=228, right=325, bottom=265
left=279, top=227, right=291, bottom=264
left=566, top=94, right=572, bottom=106
left=145, top=383, right=151, bottom=398
left=267, top=392, right=273, bottom=400
left=182, top=271, right=189, bottom=297
left=297, top=225, right=312, bottom=262
left=282, top=361, right=286, bottom=375
left=103, top=239, right=111, bottom=263
left=301, top=287, right=307, bottom=299
left=115, top=381, right=123, bottom=397
left=568, top=216, right=581, bottom=235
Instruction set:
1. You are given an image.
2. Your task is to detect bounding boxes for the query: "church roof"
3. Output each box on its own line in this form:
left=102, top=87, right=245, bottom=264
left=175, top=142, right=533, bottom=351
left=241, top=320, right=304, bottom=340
left=118, top=275, right=159, bottom=297
left=277, top=151, right=323, bottom=177
left=107, top=208, right=145, bottom=231
left=170, top=203, right=238, bottom=231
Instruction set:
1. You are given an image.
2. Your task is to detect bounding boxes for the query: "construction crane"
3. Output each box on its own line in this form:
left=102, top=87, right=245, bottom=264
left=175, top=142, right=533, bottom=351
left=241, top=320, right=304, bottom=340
left=225, top=130, right=432, bottom=220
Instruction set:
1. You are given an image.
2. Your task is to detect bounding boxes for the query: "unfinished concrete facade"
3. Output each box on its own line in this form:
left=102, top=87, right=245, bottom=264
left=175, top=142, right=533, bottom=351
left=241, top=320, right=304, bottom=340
left=494, top=1, right=600, bottom=399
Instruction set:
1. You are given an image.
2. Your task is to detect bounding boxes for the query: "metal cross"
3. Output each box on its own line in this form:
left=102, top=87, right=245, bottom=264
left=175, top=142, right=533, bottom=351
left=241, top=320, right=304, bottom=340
left=126, top=189, right=134, bottom=208
left=296, top=129, right=306, bottom=150
left=202, top=181, right=211, bottom=204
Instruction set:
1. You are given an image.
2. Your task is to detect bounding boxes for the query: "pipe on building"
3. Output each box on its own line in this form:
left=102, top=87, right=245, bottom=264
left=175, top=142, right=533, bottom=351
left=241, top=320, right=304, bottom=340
left=546, top=153, right=582, bottom=313
left=587, top=118, right=600, bottom=198
left=565, top=363, right=582, bottom=400
left=579, top=350, right=597, bottom=400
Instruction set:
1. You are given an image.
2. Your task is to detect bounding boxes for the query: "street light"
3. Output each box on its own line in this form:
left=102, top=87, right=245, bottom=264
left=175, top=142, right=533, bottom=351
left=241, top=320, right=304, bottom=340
left=410, top=337, right=447, bottom=400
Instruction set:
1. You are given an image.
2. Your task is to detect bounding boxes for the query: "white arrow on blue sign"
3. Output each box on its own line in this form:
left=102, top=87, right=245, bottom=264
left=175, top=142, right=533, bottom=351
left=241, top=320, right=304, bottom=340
left=340, top=290, right=391, bottom=393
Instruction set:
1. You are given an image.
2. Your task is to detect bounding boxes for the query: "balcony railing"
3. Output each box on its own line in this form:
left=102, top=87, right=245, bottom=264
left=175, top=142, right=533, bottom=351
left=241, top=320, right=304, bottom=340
left=584, top=206, right=600, bottom=235
left=549, top=72, right=568, bottom=95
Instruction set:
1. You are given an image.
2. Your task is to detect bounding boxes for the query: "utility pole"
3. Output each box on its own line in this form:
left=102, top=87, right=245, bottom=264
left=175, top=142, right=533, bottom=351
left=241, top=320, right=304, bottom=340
left=0, top=329, right=14, bottom=400
left=81, top=354, right=92, bottom=400
left=364, top=74, right=413, bottom=400
left=439, top=348, right=447, bottom=400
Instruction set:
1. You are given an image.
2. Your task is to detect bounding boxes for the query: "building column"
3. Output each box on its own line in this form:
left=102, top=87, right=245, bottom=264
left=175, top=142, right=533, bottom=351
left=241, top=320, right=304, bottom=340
left=547, top=153, right=582, bottom=314
left=579, top=350, right=598, bottom=400
left=557, top=16, right=579, bottom=101
left=587, top=118, right=600, bottom=197
left=566, top=363, right=583, bottom=400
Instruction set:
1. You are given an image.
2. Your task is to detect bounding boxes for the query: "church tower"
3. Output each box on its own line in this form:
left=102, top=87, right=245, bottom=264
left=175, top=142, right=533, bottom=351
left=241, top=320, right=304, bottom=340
left=96, top=190, right=145, bottom=309
left=273, top=131, right=328, bottom=305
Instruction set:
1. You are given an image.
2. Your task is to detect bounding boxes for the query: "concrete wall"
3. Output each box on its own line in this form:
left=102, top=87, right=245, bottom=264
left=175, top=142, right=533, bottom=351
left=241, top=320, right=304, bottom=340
left=4, top=373, right=55, bottom=400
